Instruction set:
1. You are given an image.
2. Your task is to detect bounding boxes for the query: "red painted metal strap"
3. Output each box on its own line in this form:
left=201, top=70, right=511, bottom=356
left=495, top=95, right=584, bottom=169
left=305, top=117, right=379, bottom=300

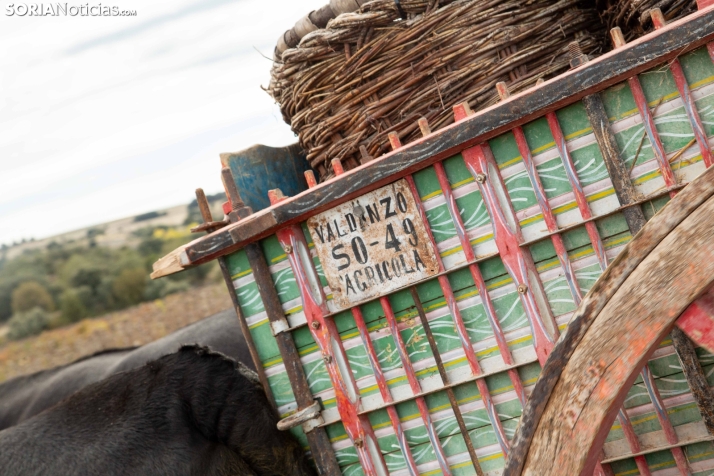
left=497, top=83, right=583, bottom=304
left=431, top=161, right=528, bottom=404
left=352, top=307, right=420, bottom=475
left=544, top=111, right=609, bottom=273
left=640, top=365, right=692, bottom=475
left=628, top=75, right=677, bottom=193
left=610, top=29, right=677, bottom=197
left=651, top=10, right=713, bottom=169
left=393, top=129, right=527, bottom=410
left=617, top=408, right=653, bottom=476
left=454, top=103, right=559, bottom=366
left=270, top=192, right=387, bottom=476
left=380, top=296, right=454, bottom=475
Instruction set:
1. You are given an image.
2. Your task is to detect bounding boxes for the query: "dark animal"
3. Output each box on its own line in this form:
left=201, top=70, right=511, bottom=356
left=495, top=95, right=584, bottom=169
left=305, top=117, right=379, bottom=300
left=0, top=309, right=254, bottom=430
left=0, top=345, right=315, bottom=476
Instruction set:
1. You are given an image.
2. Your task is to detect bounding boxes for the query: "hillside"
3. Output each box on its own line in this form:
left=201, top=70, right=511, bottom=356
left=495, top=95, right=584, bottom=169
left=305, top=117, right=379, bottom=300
left=0, top=192, right=229, bottom=352
left=3, top=197, right=225, bottom=261
left=0, top=284, right=232, bottom=383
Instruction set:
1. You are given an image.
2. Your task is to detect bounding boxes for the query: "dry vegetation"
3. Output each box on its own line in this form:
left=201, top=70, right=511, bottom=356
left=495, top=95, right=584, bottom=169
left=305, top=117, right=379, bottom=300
left=0, top=284, right=232, bottom=383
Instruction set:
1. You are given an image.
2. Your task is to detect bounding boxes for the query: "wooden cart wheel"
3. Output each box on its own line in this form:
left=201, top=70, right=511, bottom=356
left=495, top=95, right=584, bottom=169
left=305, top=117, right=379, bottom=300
left=504, top=164, right=714, bottom=476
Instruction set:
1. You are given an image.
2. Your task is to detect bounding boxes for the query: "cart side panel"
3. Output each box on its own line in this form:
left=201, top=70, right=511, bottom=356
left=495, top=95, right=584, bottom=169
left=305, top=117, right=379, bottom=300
left=225, top=45, right=714, bottom=475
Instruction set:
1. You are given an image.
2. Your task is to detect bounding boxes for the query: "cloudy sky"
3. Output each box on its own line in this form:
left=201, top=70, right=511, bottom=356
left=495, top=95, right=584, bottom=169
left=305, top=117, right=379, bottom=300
left=0, top=0, right=325, bottom=246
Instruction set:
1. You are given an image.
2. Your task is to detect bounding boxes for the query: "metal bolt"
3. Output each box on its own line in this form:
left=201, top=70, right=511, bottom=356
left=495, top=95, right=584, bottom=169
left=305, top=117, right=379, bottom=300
left=475, top=173, right=487, bottom=183
left=283, top=245, right=293, bottom=254
left=567, top=41, right=588, bottom=69
left=311, top=321, right=321, bottom=330
left=359, top=145, right=373, bottom=164
left=323, top=355, right=333, bottom=365
left=517, top=284, right=528, bottom=294
left=568, top=41, right=583, bottom=60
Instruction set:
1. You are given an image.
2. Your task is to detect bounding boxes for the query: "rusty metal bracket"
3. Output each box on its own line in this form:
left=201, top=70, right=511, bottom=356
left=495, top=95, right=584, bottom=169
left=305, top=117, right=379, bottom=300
left=270, top=317, right=291, bottom=336
left=277, top=400, right=323, bottom=432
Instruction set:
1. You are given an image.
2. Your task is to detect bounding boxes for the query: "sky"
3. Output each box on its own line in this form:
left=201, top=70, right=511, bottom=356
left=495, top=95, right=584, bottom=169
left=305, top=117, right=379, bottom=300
left=0, top=0, right=326, bottom=246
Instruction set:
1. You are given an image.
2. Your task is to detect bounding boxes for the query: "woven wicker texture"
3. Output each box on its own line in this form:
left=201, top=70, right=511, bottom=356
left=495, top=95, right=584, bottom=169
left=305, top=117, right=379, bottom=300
left=597, top=0, right=697, bottom=40
left=268, top=0, right=605, bottom=179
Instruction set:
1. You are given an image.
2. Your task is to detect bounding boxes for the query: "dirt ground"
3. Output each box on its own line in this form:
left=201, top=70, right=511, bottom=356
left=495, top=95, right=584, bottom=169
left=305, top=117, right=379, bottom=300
left=0, top=284, right=233, bottom=383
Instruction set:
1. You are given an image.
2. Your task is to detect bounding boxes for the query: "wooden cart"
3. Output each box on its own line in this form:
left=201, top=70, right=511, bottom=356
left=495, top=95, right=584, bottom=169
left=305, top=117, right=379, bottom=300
left=153, top=4, right=714, bottom=475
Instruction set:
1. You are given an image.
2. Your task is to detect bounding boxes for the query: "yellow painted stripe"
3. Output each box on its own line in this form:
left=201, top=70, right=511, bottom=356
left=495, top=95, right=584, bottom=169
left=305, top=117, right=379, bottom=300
left=249, top=320, right=269, bottom=331
left=551, top=200, right=579, bottom=216
left=565, top=126, right=593, bottom=140
left=690, top=73, right=714, bottom=90
left=263, top=356, right=283, bottom=368
left=470, top=233, right=494, bottom=247
left=438, top=232, right=495, bottom=258
left=285, top=305, right=303, bottom=315
left=421, top=174, right=487, bottom=198
left=689, top=448, right=714, bottom=461
left=271, top=253, right=287, bottom=263
left=439, top=245, right=464, bottom=258
left=610, top=89, right=683, bottom=122
left=452, top=177, right=474, bottom=189
left=498, top=156, right=523, bottom=169
left=520, top=213, right=544, bottom=227
left=615, top=468, right=640, bottom=476
left=230, top=268, right=253, bottom=280
left=422, top=190, right=443, bottom=201
left=531, top=141, right=556, bottom=155
left=611, top=402, right=696, bottom=431
left=585, top=187, right=616, bottom=204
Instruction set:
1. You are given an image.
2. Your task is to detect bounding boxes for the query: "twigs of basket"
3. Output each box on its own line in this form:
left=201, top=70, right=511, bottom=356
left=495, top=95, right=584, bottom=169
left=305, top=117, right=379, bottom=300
left=270, top=0, right=605, bottom=179
left=597, top=0, right=697, bottom=40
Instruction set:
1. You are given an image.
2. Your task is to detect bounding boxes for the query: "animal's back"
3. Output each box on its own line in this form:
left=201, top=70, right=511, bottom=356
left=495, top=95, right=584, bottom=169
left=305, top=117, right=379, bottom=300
left=0, top=308, right=251, bottom=430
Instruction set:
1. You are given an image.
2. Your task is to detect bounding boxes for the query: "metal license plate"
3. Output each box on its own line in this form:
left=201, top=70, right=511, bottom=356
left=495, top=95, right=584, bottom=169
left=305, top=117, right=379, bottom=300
left=307, top=179, right=440, bottom=309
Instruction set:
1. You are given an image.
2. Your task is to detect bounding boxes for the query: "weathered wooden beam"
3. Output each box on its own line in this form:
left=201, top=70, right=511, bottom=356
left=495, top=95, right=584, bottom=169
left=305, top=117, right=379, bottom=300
left=153, top=6, right=714, bottom=276
left=581, top=93, right=648, bottom=234
left=193, top=187, right=275, bottom=409
left=671, top=326, right=714, bottom=435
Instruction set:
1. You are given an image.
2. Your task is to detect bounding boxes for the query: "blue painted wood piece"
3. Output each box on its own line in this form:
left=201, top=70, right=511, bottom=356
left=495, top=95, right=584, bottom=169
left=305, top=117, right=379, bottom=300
left=220, top=143, right=312, bottom=212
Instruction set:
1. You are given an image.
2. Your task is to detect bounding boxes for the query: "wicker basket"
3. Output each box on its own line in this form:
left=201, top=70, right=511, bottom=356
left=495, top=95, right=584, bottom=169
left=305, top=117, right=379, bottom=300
left=596, top=0, right=697, bottom=40
left=268, top=0, right=606, bottom=179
